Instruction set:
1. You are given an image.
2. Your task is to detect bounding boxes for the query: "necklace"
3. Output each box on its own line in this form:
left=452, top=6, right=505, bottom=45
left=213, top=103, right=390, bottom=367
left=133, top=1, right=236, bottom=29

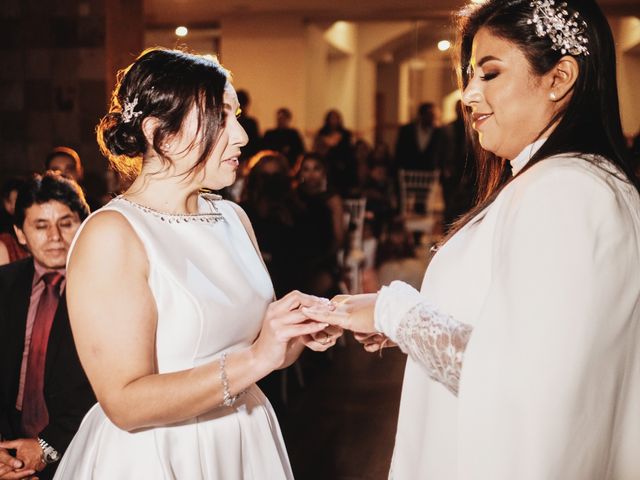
left=117, top=194, right=226, bottom=224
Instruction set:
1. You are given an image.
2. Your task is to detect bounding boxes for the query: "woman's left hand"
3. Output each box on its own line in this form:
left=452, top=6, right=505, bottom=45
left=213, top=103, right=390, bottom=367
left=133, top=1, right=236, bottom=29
left=302, top=294, right=378, bottom=333
left=354, top=332, right=397, bottom=353
left=302, top=325, right=344, bottom=351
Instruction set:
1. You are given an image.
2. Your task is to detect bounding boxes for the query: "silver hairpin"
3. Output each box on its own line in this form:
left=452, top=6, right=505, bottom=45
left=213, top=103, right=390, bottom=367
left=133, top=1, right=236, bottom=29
left=122, top=95, right=143, bottom=123
left=527, top=0, right=589, bottom=56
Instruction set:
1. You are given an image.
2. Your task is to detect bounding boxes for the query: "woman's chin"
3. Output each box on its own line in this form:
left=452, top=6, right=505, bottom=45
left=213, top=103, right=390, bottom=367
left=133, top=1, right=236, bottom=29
left=203, top=172, right=236, bottom=191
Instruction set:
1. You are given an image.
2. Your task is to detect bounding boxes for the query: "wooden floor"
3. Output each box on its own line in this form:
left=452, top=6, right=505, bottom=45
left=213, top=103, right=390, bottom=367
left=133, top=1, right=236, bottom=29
left=277, top=337, right=407, bottom=480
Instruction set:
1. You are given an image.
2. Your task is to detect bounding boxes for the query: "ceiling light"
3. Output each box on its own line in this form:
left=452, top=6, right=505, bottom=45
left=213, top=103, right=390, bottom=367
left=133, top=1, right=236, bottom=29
left=175, top=26, right=188, bottom=37
left=437, top=40, right=451, bottom=52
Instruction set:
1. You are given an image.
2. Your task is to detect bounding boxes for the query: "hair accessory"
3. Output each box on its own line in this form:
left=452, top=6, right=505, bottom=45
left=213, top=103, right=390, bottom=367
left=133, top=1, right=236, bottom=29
left=527, top=0, right=589, bottom=56
left=121, top=95, right=143, bottom=123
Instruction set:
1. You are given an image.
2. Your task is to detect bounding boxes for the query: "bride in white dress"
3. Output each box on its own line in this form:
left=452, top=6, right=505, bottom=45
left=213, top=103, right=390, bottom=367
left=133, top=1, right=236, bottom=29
left=305, top=1, right=640, bottom=479
left=53, top=48, right=340, bottom=479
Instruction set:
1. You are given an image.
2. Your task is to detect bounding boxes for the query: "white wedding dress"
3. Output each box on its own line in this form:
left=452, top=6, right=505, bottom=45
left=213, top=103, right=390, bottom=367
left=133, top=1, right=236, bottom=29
left=54, top=194, right=294, bottom=479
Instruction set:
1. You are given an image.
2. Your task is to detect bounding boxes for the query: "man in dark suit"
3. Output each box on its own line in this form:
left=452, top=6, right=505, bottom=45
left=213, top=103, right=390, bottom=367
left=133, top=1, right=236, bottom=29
left=0, top=172, right=95, bottom=480
left=394, top=102, right=447, bottom=171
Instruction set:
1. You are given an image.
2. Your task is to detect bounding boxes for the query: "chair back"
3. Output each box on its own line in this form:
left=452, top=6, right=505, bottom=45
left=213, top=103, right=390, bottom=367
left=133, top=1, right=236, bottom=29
left=398, top=169, right=443, bottom=237
left=343, top=197, right=367, bottom=251
left=341, top=197, right=367, bottom=294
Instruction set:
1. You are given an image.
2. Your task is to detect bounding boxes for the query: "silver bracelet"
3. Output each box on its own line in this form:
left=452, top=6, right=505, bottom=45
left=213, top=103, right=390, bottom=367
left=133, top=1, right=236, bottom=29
left=219, top=352, right=241, bottom=407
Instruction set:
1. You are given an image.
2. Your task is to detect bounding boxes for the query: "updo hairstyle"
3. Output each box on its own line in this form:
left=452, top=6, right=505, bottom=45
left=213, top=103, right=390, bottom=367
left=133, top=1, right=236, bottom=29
left=97, top=48, right=229, bottom=177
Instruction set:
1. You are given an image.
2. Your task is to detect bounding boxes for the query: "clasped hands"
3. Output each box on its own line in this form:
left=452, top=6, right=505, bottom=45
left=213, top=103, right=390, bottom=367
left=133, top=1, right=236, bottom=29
left=255, top=290, right=395, bottom=373
left=0, top=438, right=44, bottom=480
left=302, top=294, right=397, bottom=353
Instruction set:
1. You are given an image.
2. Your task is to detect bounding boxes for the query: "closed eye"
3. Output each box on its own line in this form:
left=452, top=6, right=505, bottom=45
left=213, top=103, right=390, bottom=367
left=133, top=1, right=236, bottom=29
left=480, top=72, right=499, bottom=81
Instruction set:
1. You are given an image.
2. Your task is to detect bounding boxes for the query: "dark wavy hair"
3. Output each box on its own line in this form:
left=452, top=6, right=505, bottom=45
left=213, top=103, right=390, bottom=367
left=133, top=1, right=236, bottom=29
left=14, top=171, right=90, bottom=228
left=448, top=0, right=638, bottom=236
left=97, top=48, right=229, bottom=178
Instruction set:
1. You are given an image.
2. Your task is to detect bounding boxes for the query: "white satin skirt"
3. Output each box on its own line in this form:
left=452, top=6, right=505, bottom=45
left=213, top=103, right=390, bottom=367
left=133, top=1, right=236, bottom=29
left=53, top=385, right=293, bottom=479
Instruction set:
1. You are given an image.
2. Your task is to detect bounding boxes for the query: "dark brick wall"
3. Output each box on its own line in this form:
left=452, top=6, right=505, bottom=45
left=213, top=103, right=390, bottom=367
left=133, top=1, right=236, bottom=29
left=0, top=0, right=141, bottom=184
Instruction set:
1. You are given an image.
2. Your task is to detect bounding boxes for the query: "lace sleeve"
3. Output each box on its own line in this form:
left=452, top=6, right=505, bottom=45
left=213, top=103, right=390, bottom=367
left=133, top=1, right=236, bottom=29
left=374, top=280, right=473, bottom=396
left=395, top=302, right=472, bottom=396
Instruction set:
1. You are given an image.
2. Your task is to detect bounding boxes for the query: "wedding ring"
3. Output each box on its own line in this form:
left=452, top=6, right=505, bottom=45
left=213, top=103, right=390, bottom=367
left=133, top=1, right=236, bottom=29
left=321, top=333, right=330, bottom=344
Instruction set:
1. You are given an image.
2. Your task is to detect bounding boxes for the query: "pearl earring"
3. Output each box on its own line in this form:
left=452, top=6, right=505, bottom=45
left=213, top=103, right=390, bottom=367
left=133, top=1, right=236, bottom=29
left=549, top=92, right=557, bottom=101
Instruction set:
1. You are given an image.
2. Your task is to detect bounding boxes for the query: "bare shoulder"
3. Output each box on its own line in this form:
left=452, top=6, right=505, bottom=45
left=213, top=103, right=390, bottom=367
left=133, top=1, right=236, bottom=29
left=68, top=209, right=147, bottom=273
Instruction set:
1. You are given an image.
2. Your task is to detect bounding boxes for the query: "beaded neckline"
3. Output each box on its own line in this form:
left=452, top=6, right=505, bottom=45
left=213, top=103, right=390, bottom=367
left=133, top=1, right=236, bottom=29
left=116, top=194, right=226, bottom=224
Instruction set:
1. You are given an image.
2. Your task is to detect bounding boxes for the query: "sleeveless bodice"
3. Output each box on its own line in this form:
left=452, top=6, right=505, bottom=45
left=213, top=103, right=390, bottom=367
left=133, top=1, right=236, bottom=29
left=103, top=195, right=274, bottom=371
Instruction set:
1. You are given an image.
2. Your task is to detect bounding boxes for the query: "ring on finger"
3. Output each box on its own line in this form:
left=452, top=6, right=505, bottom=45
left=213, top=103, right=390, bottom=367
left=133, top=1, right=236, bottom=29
left=320, top=333, right=330, bottom=344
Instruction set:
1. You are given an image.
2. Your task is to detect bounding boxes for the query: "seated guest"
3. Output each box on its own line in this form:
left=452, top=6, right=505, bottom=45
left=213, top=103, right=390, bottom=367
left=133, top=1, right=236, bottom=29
left=263, top=108, right=305, bottom=169
left=295, top=153, right=344, bottom=297
left=241, top=151, right=300, bottom=298
left=44, top=147, right=83, bottom=184
left=361, top=159, right=396, bottom=237
left=0, top=172, right=95, bottom=480
left=0, top=177, right=29, bottom=265
left=1, top=178, right=25, bottom=234
left=0, top=232, right=29, bottom=266
left=45, top=147, right=102, bottom=211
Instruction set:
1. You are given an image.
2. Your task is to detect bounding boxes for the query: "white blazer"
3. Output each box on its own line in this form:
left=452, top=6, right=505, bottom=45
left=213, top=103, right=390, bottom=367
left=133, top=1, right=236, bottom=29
left=382, top=148, right=640, bottom=479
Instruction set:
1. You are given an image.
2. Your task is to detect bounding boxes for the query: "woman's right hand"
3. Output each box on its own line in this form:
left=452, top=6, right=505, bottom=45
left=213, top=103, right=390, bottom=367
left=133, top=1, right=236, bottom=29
left=250, top=291, right=332, bottom=372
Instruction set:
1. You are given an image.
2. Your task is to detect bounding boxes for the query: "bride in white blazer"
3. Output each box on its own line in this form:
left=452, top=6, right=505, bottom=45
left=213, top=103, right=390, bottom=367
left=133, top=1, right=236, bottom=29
left=304, top=1, right=640, bottom=479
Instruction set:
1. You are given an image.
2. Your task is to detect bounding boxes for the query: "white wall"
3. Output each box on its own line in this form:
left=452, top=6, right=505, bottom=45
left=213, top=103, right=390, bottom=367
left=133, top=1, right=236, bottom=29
left=219, top=14, right=308, bottom=142
left=612, top=16, right=640, bottom=137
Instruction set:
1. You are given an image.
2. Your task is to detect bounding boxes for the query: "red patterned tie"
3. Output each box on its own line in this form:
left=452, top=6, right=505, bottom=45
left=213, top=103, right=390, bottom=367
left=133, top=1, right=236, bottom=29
left=21, top=272, right=64, bottom=438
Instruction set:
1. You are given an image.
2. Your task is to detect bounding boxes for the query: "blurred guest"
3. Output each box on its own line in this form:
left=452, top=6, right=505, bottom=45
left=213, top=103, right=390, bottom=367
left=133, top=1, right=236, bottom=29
left=0, top=177, right=29, bottom=265
left=237, top=89, right=261, bottom=162
left=395, top=102, right=447, bottom=171
left=372, top=141, right=393, bottom=165
left=0, top=233, right=30, bottom=266
left=240, top=151, right=304, bottom=414
left=295, top=153, right=344, bottom=297
left=241, top=151, right=300, bottom=298
left=1, top=177, right=25, bottom=233
left=44, top=146, right=102, bottom=211
left=0, top=172, right=94, bottom=480
left=353, top=139, right=372, bottom=190
left=313, top=110, right=356, bottom=196
left=361, top=159, right=396, bottom=237
left=263, top=108, right=305, bottom=169
left=45, top=147, right=83, bottom=184
left=441, top=100, right=477, bottom=226
left=374, top=218, right=425, bottom=290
